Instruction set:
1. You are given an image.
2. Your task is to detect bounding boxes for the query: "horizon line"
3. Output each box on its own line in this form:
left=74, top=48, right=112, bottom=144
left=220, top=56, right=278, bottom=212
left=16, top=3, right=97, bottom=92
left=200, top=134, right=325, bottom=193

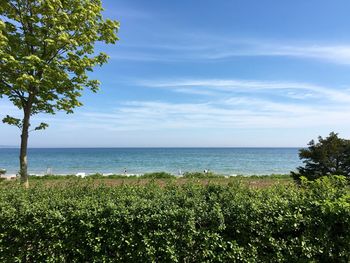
left=0, top=146, right=304, bottom=149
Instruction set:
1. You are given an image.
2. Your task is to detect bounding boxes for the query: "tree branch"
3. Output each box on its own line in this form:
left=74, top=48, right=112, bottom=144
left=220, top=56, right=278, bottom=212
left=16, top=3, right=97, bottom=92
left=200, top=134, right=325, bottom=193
left=6, top=87, right=28, bottom=108
left=0, top=79, right=12, bottom=89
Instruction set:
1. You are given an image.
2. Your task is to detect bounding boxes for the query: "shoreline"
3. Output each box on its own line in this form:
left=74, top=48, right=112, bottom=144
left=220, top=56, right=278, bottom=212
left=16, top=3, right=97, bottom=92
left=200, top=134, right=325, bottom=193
left=1, top=172, right=291, bottom=178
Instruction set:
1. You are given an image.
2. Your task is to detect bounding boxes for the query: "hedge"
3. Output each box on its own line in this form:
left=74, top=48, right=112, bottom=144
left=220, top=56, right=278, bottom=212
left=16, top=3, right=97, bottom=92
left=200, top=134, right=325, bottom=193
left=0, top=176, right=349, bottom=262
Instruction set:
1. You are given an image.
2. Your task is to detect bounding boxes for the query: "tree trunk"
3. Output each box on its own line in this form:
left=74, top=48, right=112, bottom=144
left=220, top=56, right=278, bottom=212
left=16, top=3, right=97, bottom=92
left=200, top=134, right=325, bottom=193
left=19, top=108, right=31, bottom=188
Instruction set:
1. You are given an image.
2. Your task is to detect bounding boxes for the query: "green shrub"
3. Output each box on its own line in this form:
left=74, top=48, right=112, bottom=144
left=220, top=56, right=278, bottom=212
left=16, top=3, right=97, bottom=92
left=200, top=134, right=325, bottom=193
left=29, top=174, right=77, bottom=180
left=107, top=174, right=135, bottom=179
left=182, top=171, right=224, bottom=179
left=142, top=172, right=175, bottom=179
left=0, top=176, right=349, bottom=262
left=246, top=174, right=290, bottom=179
left=85, top=173, right=104, bottom=179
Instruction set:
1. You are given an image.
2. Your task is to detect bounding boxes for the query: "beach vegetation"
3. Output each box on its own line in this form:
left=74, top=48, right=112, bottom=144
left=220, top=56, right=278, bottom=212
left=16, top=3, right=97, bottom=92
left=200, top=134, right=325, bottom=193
left=29, top=174, right=77, bottom=180
left=142, top=172, right=175, bottom=179
left=246, top=174, right=290, bottom=179
left=85, top=173, right=138, bottom=179
left=182, top=171, right=225, bottom=178
left=0, top=0, right=119, bottom=187
left=0, top=176, right=349, bottom=261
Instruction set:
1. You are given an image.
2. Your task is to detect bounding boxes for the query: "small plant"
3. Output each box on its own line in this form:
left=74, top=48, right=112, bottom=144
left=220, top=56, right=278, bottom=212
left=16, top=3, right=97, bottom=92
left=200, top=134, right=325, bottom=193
left=248, top=174, right=290, bottom=179
left=86, top=173, right=104, bottom=179
left=29, top=174, right=77, bottom=180
left=142, top=172, right=175, bottom=179
left=108, top=174, right=133, bottom=179
left=182, top=171, right=224, bottom=178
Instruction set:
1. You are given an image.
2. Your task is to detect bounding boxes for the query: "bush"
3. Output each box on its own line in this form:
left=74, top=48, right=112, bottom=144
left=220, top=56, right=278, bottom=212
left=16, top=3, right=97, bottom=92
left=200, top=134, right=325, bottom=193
left=85, top=173, right=105, bottom=179
left=1, top=176, right=349, bottom=262
left=29, top=174, right=77, bottom=180
left=85, top=173, right=134, bottom=179
left=292, top=132, right=350, bottom=182
left=142, top=172, right=175, bottom=179
left=245, top=174, right=290, bottom=179
left=182, top=171, right=224, bottom=179
left=107, top=174, right=135, bottom=179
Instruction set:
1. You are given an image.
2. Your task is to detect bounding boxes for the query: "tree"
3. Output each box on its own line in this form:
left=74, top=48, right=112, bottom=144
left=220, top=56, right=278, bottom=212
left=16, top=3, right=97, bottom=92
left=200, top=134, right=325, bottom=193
left=0, top=0, right=119, bottom=187
left=292, top=132, right=350, bottom=181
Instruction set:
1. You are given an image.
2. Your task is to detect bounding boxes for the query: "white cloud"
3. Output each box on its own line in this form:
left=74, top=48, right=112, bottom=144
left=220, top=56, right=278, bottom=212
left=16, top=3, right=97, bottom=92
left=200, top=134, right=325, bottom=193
left=203, top=43, right=350, bottom=65
left=60, top=78, right=350, bottom=132
left=111, top=36, right=350, bottom=65
left=74, top=96, right=350, bottom=132
left=137, top=78, right=350, bottom=104
left=3, top=78, right=350, bottom=142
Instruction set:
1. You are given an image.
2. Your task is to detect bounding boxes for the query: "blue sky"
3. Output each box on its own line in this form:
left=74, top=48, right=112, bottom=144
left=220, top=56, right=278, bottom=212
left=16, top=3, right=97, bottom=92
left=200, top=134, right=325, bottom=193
left=2, top=0, right=350, bottom=147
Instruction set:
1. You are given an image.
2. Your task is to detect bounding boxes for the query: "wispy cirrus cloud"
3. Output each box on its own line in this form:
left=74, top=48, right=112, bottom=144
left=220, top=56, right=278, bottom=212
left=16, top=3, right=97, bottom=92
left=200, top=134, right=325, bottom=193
left=3, top=97, right=349, bottom=134
left=53, top=78, right=350, bottom=132
left=3, top=78, right=350, bottom=134
left=74, top=98, right=349, bottom=132
left=111, top=35, right=350, bottom=65
left=137, top=78, right=350, bottom=103
left=196, top=42, right=350, bottom=64
left=64, top=76, right=350, bottom=131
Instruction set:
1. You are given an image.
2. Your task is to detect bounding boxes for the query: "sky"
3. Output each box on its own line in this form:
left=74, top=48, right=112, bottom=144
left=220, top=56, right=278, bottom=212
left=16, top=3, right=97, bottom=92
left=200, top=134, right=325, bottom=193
left=2, top=0, right=350, bottom=147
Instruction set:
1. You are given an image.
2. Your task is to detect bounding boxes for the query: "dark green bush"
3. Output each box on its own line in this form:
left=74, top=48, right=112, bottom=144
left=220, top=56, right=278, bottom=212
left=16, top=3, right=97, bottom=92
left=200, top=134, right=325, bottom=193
left=29, top=174, right=77, bottom=180
left=142, top=172, right=175, bottom=179
left=86, top=173, right=137, bottom=179
left=85, top=173, right=104, bottom=179
left=0, top=176, right=349, bottom=262
left=107, top=174, right=136, bottom=179
left=182, top=171, right=224, bottom=179
left=246, top=174, right=290, bottom=179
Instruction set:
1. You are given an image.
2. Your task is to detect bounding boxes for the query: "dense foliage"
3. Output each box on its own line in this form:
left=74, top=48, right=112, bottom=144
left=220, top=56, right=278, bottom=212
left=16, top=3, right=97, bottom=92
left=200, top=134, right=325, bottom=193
left=0, top=176, right=349, bottom=262
left=0, top=0, right=119, bottom=117
left=28, top=171, right=225, bottom=180
left=142, top=172, right=175, bottom=179
left=182, top=171, right=225, bottom=179
left=0, top=0, right=119, bottom=185
left=292, top=132, right=350, bottom=181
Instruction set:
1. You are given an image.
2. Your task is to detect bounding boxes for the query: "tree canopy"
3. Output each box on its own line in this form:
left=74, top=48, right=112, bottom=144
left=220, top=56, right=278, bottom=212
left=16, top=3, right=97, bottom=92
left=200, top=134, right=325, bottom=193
left=292, top=132, right=350, bottom=181
left=0, top=0, right=119, bottom=186
left=0, top=0, right=119, bottom=120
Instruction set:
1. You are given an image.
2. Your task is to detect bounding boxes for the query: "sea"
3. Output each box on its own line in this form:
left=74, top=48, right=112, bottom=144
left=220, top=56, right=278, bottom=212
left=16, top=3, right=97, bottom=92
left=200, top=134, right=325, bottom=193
left=0, top=148, right=302, bottom=176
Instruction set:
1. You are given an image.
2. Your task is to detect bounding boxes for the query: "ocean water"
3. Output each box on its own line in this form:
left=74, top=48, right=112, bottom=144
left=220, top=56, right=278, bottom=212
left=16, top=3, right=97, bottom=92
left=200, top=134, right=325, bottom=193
left=0, top=148, right=302, bottom=175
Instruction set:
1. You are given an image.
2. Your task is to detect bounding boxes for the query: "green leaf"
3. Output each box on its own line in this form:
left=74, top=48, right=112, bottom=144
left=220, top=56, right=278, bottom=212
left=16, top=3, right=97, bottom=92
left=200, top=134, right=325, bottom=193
left=34, top=122, right=49, bottom=131
left=2, top=115, right=22, bottom=129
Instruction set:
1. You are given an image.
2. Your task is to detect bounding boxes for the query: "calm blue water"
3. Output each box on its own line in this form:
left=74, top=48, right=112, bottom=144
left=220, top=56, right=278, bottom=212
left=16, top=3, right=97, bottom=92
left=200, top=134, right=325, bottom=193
left=0, top=148, right=302, bottom=175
